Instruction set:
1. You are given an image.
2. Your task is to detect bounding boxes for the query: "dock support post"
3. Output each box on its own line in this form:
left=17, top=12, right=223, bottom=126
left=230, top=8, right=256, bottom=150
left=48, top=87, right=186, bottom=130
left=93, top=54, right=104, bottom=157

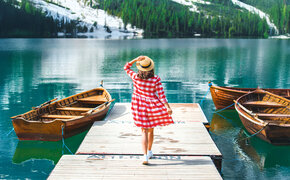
left=211, top=155, right=223, bottom=173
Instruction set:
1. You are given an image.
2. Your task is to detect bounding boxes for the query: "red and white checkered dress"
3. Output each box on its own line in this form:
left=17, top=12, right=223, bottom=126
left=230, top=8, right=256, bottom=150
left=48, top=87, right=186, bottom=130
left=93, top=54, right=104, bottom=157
left=124, top=62, right=174, bottom=128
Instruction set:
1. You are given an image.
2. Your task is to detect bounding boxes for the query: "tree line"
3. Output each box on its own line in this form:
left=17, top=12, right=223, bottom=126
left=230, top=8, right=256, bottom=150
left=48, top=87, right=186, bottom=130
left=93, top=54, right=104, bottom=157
left=240, top=0, right=290, bottom=34
left=0, top=0, right=281, bottom=38
left=97, top=0, right=270, bottom=38
left=0, top=0, right=89, bottom=38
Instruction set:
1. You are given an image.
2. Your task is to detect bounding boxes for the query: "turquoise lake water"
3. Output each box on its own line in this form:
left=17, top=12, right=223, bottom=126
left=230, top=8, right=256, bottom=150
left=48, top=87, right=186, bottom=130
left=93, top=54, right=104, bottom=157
left=0, top=38, right=289, bottom=179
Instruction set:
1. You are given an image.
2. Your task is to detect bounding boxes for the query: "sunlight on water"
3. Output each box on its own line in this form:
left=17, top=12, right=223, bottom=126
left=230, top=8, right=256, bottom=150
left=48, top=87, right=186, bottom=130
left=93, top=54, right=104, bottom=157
left=0, top=38, right=289, bottom=179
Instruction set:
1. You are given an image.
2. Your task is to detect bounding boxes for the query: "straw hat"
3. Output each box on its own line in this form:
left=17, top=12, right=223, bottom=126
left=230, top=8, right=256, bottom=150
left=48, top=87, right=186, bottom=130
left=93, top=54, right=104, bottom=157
left=136, top=56, right=154, bottom=71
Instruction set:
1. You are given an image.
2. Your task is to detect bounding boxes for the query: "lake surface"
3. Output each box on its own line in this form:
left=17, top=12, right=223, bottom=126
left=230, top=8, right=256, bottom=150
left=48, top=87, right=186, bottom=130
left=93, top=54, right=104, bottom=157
left=0, top=38, right=289, bottom=179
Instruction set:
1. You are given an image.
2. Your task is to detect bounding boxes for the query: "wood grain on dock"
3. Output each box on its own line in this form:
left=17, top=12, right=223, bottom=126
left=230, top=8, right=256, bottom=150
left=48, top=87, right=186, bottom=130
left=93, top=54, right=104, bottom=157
left=48, top=155, right=222, bottom=180
left=76, top=103, right=220, bottom=156
left=48, top=103, right=222, bottom=179
left=99, top=103, right=208, bottom=125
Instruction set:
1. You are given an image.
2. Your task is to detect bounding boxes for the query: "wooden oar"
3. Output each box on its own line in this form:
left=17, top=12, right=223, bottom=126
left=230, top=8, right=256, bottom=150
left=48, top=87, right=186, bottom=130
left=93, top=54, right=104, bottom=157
left=83, top=99, right=115, bottom=115
left=234, top=100, right=255, bottom=116
left=32, top=98, right=58, bottom=110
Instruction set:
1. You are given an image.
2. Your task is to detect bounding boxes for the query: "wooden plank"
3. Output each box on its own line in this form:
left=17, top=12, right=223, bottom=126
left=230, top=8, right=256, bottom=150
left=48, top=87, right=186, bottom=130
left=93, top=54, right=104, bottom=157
left=48, top=155, right=222, bottom=180
left=41, top=115, right=83, bottom=119
left=49, top=103, right=222, bottom=179
left=76, top=103, right=221, bottom=156
left=78, top=95, right=107, bottom=104
left=197, top=103, right=208, bottom=123
left=256, top=113, right=290, bottom=118
left=102, top=103, right=208, bottom=124
left=56, top=107, right=93, bottom=112
left=243, top=101, right=285, bottom=107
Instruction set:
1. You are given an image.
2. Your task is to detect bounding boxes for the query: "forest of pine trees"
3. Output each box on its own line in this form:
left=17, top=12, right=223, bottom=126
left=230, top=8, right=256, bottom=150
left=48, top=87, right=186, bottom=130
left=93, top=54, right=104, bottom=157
left=240, top=0, right=290, bottom=34
left=0, top=0, right=288, bottom=38
left=97, top=0, right=270, bottom=38
left=0, top=0, right=58, bottom=37
left=0, top=0, right=88, bottom=37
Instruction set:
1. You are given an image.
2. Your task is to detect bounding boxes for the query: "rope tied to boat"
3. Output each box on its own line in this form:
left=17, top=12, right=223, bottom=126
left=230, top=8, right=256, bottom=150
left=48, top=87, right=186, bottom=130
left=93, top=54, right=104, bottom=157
left=5, top=127, right=14, bottom=136
left=200, top=82, right=213, bottom=106
left=239, top=122, right=270, bottom=142
left=214, top=103, right=235, bottom=114
left=61, top=125, right=73, bottom=155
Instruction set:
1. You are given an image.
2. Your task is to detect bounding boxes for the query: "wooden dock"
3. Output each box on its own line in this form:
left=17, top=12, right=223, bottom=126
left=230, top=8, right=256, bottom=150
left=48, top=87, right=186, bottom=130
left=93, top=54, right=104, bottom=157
left=48, top=103, right=222, bottom=179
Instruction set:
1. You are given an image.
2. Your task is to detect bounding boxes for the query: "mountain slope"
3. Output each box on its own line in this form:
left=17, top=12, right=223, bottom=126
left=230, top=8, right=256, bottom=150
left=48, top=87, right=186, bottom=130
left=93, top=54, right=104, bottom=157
left=1, top=0, right=143, bottom=38
left=238, top=0, right=290, bottom=34
left=0, top=0, right=58, bottom=37
left=231, top=0, right=278, bottom=34
left=29, top=0, right=143, bottom=38
left=97, top=0, right=271, bottom=38
left=1, top=0, right=289, bottom=38
left=174, top=0, right=289, bottom=35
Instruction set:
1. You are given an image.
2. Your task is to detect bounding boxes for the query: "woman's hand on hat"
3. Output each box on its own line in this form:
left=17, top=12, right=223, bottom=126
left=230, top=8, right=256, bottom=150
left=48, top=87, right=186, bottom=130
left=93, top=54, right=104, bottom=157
left=137, top=56, right=145, bottom=61
left=134, top=56, right=145, bottom=62
left=130, top=56, right=145, bottom=64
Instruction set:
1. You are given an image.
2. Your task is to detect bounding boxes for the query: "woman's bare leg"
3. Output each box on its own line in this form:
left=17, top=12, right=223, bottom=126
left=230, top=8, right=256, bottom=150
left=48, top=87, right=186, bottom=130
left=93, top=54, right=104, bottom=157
left=148, top=128, right=154, bottom=151
left=141, top=128, right=148, bottom=155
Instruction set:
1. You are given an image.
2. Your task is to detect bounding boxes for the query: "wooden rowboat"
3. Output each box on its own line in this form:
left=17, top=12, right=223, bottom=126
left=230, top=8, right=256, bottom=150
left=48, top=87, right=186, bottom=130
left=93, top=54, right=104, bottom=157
left=209, top=83, right=290, bottom=109
left=11, top=87, right=113, bottom=141
left=234, top=89, right=290, bottom=145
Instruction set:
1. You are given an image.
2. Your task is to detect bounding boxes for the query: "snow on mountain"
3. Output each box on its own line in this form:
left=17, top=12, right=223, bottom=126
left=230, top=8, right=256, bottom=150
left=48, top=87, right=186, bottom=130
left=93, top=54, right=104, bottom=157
left=171, top=0, right=211, bottom=12
left=29, top=0, right=143, bottom=39
left=172, top=0, right=279, bottom=35
left=231, top=0, right=279, bottom=34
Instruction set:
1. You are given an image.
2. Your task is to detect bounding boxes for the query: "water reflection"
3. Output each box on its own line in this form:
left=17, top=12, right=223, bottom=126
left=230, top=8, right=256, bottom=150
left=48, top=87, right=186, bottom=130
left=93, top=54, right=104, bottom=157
left=0, top=39, right=289, bottom=179
left=210, top=110, right=290, bottom=173
left=209, top=112, right=236, bottom=133
left=238, top=130, right=290, bottom=169
left=13, top=141, right=62, bottom=165
left=12, top=131, right=88, bottom=165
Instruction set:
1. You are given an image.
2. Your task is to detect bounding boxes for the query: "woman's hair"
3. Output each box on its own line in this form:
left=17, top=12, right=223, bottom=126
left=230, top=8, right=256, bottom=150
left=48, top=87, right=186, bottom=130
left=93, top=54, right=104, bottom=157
left=137, top=69, right=155, bottom=79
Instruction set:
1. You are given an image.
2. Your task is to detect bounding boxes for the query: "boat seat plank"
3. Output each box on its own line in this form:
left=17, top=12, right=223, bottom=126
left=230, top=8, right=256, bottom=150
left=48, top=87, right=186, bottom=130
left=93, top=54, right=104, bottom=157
left=41, top=115, right=84, bottom=119
left=243, top=101, right=286, bottom=108
left=78, top=96, right=107, bottom=104
left=256, top=113, right=290, bottom=118
left=56, top=107, right=93, bottom=112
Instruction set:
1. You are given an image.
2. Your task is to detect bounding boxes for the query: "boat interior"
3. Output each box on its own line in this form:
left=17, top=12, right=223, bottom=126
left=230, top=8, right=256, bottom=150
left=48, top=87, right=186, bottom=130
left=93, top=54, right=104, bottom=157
left=241, top=93, right=290, bottom=124
left=19, top=89, right=110, bottom=122
left=222, top=87, right=290, bottom=99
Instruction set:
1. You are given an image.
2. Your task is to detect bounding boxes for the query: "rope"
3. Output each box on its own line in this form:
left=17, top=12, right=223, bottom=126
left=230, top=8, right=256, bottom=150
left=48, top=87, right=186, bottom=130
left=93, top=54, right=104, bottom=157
left=59, top=100, right=115, bottom=155
left=214, top=103, right=235, bottom=114
left=61, top=125, right=73, bottom=155
left=6, top=127, right=14, bottom=136
left=200, top=87, right=211, bottom=106
left=200, top=82, right=215, bottom=106
left=239, top=123, right=269, bottom=142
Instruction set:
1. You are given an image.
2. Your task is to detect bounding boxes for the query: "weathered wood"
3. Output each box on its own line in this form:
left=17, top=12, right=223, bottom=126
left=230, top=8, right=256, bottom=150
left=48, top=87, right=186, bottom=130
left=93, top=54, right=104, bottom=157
left=11, top=87, right=112, bottom=141
left=56, top=107, right=93, bottom=112
left=41, top=115, right=84, bottom=119
left=49, top=103, right=223, bottom=179
left=210, top=84, right=290, bottom=109
left=235, top=89, right=290, bottom=145
left=48, top=155, right=222, bottom=180
left=78, top=95, right=108, bottom=104
left=257, top=113, right=290, bottom=118
left=99, top=103, right=208, bottom=124
left=243, top=101, right=286, bottom=107
left=76, top=103, right=220, bottom=156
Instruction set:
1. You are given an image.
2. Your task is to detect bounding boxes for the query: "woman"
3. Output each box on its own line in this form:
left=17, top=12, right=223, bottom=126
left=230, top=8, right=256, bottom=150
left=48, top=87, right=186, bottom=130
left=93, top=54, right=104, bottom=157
left=124, top=56, right=174, bottom=165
